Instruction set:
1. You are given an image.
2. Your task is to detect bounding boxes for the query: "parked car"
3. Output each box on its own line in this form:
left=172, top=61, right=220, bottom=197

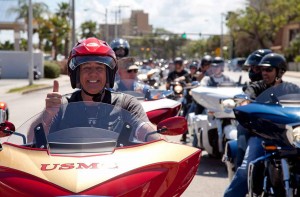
left=228, top=57, right=246, bottom=72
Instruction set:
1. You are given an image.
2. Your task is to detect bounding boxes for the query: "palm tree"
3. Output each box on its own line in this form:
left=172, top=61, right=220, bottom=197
left=56, top=2, right=71, bottom=57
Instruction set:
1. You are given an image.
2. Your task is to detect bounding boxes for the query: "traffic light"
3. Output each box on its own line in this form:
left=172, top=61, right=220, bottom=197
left=181, top=32, right=187, bottom=39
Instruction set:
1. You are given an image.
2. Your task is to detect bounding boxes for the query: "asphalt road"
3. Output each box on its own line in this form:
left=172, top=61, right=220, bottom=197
left=2, top=70, right=300, bottom=197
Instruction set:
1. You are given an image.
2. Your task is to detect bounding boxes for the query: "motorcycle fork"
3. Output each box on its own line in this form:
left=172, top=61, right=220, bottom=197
left=216, top=119, right=223, bottom=153
left=281, top=158, right=293, bottom=197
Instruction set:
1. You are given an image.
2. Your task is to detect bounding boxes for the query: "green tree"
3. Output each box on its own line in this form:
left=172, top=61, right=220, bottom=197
left=226, top=0, right=300, bottom=56
left=80, top=21, right=99, bottom=39
left=0, top=41, right=14, bottom=50
left=8, top=0, right=49, bottom=50
left=55, top=2, right=71, bottom=58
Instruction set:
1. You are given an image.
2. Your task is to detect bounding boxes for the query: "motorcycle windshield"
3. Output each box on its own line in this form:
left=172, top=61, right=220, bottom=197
left=255, top=82, right=300, bottom=103
left=116, top=80, right=173, bottom=100
left=5, top=102, right=159, bottom=154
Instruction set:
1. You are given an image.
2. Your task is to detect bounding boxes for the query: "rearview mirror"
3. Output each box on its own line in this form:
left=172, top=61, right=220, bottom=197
left=0, top=121, right=15, bottom=137
left=157, top=116, right=187, bottom=135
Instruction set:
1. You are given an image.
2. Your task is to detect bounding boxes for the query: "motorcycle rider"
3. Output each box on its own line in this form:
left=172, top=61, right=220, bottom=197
left=110, top=38, right=130, bottom=59
left=43, top=37, right=159, bottom=142
left=200, top=57, right=232, bottom=86
left=244, top=49, right=272, bottom=84
left=166, top=57, right=190, bottom=90
left=188, top=60, right=200, bottom=82
left=236, top=49, right=273, bottom=168
left=113, top=57, right=151, bottom=94
left=224, top=53, right=299, bottom=197
left=196, top=55, right=212, bottom=82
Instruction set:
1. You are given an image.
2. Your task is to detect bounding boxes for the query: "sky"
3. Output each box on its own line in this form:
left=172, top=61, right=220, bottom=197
left=0, top=0, right=247, bottom=42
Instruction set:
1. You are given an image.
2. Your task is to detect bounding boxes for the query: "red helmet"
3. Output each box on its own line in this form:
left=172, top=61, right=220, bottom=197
left=67, top=37, right=117, bottom=89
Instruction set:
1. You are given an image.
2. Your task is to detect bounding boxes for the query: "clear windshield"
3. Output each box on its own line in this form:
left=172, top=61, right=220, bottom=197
left=116, top=80, right=174, bottom=100
left=255, top=82, right=300, bottom=103
left=5, top=102, right=159, bottom=154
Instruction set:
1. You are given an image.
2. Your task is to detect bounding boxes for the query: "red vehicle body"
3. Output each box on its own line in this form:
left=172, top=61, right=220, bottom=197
left=0, top=102, right=201, bottom=196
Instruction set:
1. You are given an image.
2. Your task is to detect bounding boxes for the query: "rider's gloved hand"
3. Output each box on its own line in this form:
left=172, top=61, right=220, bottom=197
left=43, top=80, right=62, bottom=126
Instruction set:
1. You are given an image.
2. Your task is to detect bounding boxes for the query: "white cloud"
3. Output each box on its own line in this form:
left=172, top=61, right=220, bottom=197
left=1, top=0, right=246, bottom=42
left=76, top=0, right=246, bottom=39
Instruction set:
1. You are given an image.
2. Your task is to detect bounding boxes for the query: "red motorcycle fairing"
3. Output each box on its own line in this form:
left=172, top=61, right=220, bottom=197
left=0, top=102, right=200, bottom=196
left=0, top=143, right=201, bottom=197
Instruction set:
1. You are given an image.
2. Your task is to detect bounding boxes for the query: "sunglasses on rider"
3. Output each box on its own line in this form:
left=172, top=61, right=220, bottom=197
left=260, top=67, right=274, bottom=72
left=127, top=69, right=138, bottom=73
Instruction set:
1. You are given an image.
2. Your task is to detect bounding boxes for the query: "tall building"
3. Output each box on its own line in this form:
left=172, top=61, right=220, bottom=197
left=126, top=10, right=153, bottom=36
left=99, top=9, right=153, bottom=41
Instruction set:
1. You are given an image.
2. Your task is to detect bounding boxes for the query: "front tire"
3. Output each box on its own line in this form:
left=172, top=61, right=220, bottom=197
left=5, top=108, right=9, bottom=120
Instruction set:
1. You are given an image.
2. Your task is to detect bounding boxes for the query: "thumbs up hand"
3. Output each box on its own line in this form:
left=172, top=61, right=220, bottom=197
left=44, top=80, right=62, bottom=126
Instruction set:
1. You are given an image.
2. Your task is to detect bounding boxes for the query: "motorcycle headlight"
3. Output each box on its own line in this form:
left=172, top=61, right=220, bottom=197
left=286, top=124, right=300, bottom=148
left=221, top=99, right=236, bottom=111
left=174, top=85, right=183, bottom=94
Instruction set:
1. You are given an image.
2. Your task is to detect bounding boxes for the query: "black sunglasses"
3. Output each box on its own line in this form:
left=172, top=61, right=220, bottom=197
left=260, top=67, right=274, bottom=72
left=127, top=69, right=138, bottom=73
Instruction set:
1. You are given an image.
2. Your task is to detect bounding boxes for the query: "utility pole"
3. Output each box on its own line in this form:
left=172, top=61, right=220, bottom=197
left=28, top=0, right=33, bottom=85
left=220, top=13, right=226, bottom=58
left=105, top=8, right=108, bottom=41
left=71, top=0, right=76, bottom=47
left=113, top=5, right=129, bottom=39
left=114, top=10, right=118, bottom=38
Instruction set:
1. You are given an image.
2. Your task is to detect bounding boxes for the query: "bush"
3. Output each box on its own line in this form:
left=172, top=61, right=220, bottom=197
left=294, top=55, right=300, bottom=63
left=44, top=61, right=61, bottom=78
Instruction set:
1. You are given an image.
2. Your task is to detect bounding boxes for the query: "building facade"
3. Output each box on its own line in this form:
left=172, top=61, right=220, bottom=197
left=99, top=9, right=152, bottom=42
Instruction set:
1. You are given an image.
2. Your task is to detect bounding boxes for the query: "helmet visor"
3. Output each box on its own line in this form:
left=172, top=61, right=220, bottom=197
left=69, top=55, right=116, bottom=71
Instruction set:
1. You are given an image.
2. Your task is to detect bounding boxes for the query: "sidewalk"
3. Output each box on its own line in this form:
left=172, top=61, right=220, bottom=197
left=284, top=70, right=300, bottom=78
left=0, top=74, right=70, bottom=95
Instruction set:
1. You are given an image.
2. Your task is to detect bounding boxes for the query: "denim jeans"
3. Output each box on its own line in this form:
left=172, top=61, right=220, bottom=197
left=236, top=125, right=251, bottom=168
left=224, top=136, right=264, bottom=197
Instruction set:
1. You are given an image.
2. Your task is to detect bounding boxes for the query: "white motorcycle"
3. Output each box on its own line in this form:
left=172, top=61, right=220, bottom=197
left=188, top=82, right=243, bottom=157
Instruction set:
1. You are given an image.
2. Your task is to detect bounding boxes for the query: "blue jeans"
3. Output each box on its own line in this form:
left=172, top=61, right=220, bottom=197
left=236, top=125, right=251, bottom=168
left=224, top=136, right=264, bottom=197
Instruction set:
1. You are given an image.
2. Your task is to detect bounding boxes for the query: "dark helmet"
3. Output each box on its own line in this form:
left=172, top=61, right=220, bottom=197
left=201, top=55, right=212, bottom=66
left=110, top=38, right=130, bottom=58
left=67, top=37, right=117, bottom=89
left=245, top=49, right=272, bottom=81
left=189, top=61, right=199, bottom=69
left=244, top=49, right=272, bottom=66
left=259, top=53, right=287, bottom=77
left=174, top=57, right=183, bottom=65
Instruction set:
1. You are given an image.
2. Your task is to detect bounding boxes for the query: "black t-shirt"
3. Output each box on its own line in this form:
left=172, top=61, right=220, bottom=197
left=49, top=89, right=148, bottom=133
left=167, top=70, right=190, bottom=83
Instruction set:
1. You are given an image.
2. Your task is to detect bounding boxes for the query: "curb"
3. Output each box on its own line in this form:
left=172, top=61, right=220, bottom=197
left=22, top=85, right=53, bottom=94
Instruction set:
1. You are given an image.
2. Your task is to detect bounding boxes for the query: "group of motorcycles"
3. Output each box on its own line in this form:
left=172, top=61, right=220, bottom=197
left=4, top=56, right=300, bottom=196
left=181, top=73, right=300, bottom=197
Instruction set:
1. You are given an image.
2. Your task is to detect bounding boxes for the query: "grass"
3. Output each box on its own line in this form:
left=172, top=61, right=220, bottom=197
left=7, top=84, right=49, bottom=93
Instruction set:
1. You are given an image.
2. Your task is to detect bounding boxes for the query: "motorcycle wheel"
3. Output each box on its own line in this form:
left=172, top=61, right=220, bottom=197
left=208, top=128, right=221, bottom=158
left=6, top=108, right=9, bottom=120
